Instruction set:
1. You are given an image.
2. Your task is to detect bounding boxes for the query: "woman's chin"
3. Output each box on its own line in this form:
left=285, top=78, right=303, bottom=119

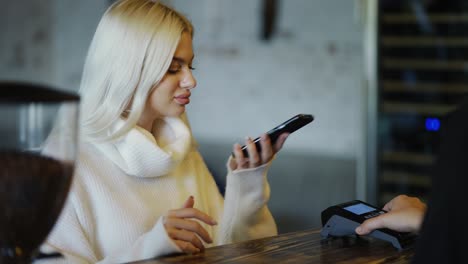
left=169, top=106, right=186, bottom=117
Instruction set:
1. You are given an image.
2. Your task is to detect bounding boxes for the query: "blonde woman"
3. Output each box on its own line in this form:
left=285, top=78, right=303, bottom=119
left=41, top=0, right=288, bottom=263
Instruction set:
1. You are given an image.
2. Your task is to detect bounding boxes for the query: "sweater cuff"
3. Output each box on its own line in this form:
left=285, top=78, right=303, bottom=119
left=226, top=155, right=274, bottom=175
left=116, top=216, right=181, bottom=263
left=148, top=217, right=182, bottom=256
left=224, top=157, right=273, bottom=208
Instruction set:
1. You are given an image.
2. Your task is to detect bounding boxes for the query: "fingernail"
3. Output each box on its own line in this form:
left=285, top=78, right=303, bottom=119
left=211, top=218, right=218, bottom=225
left=356, top=227, right=362, bottom=234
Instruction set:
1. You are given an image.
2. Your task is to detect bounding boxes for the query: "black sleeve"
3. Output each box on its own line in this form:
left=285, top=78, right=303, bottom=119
left=412, top=99, right=468, bottom=264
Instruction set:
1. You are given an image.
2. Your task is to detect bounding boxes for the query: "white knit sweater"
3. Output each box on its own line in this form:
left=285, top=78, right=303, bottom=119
left=39, top=117, right=277, bottom=263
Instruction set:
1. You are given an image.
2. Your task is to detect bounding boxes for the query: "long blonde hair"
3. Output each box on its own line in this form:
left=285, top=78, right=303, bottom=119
left=79, top=0, right=193, bottom=142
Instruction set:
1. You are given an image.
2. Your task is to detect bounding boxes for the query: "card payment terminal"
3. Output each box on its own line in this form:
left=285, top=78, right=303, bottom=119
left=321, top=200, right=416, bottom=250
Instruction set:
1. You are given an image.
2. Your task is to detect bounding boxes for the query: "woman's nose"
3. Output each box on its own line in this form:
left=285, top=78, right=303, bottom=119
left=181, top=70, right=197, bottom=90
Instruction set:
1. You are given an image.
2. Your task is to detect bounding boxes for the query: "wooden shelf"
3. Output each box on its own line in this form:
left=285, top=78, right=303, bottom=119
left=381, top=171, right=431, bottom=187
left=381, top=151, right=435, bottom=165
left=382, top=14, right=468, bottom=24
left=382, top=101, right=457, bottom=115
left=377, top=4, right=468, bottom=204
left=382, top=36, right=468, bottom=47
left=382, top=58, right=468, bottom=70
left=382, top=80, right=468, bottom=93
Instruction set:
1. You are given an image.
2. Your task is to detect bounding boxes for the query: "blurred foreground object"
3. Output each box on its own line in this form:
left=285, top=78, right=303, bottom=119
left=0, top=82, right=79, bottom=264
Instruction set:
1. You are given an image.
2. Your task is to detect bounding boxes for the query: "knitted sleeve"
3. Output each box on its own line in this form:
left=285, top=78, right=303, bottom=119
left=38, top=194, right=181, bottom=263
left=37, top=194, right=97, bottom=264
left=217, top=158, right=278, bottom=244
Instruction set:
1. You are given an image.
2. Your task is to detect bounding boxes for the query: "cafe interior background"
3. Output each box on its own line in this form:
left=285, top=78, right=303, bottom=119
left=1, top=0, right=467, bottom=233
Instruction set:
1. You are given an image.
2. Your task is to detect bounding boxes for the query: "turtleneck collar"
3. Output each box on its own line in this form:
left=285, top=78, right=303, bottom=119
left=95, top=117, right=192, bottom=178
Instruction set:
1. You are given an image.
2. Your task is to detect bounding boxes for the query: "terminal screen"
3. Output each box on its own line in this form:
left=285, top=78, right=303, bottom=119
left=344, top=203, right=376, bottom=215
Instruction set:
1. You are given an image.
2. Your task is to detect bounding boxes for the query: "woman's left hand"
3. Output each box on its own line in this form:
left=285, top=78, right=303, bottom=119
left=229, top=133, right=289, bottom=170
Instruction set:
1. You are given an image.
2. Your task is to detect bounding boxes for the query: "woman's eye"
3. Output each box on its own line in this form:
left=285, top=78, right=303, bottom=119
left=167, top=64, right=195, bottom=74
left=167, top=66, right=181, bottom=74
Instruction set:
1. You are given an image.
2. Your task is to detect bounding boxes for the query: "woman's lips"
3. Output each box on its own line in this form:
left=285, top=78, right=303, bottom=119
left=174, top=95, right=190, bottom=105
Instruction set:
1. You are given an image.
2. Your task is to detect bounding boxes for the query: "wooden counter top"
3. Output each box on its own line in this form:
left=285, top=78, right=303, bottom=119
left=130, top=228, right=415, bottom=263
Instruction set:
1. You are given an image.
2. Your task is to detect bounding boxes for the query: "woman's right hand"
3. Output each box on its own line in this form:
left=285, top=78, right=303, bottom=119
left=164, top=196, right=217, bottom=253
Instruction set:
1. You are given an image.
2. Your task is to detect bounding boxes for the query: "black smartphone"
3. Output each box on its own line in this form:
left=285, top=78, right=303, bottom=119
left=234, top=114, right=314, bottom=157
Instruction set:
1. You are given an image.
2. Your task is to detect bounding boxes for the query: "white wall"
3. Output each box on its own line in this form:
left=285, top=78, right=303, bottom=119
left=1, top=0, right=365, bottom=159
left=0, top=0, right=54, bottom=85
left=0, top=0, right=107, bottom=90
left=51, top=0, right=109, bottom=90
left=170, top=0, right=365, bottom=159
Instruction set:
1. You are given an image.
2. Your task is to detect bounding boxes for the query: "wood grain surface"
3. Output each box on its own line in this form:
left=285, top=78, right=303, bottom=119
left=129, top=229, right=415, bottom=264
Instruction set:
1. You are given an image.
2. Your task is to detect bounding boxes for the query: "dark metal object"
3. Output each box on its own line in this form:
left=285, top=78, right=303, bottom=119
left=35, top=251, right=63, bottom=260
left=261, top=0, right=278, bottom=41
left=0, top=82, right=79, bottom=103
